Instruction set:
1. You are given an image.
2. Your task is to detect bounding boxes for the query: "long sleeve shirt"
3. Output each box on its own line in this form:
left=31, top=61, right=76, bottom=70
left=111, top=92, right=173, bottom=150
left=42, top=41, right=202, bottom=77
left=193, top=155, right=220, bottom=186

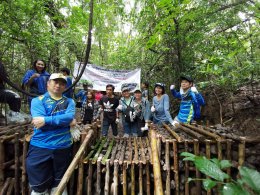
left=152, top=94, right=173, bottom=124
left=30, top=92, right=75, bottom=149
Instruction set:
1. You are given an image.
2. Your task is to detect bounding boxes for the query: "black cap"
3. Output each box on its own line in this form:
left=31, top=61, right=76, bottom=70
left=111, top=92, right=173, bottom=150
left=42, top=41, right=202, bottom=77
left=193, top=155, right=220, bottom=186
left=180, top=75, right=193, bottom=83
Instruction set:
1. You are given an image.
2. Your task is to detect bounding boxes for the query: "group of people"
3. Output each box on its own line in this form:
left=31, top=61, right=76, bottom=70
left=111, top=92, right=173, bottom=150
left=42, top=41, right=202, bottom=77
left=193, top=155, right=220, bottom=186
left=0, top=59, right=205, bottom=195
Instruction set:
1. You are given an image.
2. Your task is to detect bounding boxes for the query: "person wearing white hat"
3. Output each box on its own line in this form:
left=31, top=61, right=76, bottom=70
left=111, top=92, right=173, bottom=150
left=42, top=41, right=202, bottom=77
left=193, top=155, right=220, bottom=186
left=26, top=73, right=78, bottom=195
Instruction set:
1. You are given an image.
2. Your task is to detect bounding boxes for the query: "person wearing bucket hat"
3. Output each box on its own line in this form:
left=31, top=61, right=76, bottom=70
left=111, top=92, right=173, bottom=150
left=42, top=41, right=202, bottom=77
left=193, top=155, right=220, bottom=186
left=133, top=88, right=151, bottom=136
left=26, top=73, right=76, bottom=195
left=118, top=83, right=138, bottom=137
left=170, top=75, right=205, bottom=127
left=151, top=83, right=174, bottom=126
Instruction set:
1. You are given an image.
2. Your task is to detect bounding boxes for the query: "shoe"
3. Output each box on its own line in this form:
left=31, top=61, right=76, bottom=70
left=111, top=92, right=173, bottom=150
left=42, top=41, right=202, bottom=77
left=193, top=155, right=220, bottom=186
left=123, top=134, right=129, bottom=138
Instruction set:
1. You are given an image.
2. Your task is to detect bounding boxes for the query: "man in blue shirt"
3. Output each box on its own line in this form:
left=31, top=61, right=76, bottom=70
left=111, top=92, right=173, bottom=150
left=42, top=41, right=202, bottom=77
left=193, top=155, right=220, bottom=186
left=26, top=73, right=78, bottom=195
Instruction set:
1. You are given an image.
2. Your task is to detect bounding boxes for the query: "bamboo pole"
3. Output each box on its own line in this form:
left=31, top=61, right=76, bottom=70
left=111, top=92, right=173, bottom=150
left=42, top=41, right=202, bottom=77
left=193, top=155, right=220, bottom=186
left=131, top=163, right=135, bottom=195
left=179, top=125, right=204, bottom=141
left=14, top=133, right=19, bottom=195
left=182, top=124, right=223, bottom=140
left=150, top=129, right=163, bottom=195
left=173, top=140, right=179, bottom=195
left=128, top=138, right=133, bottom=165
left=22, top=135, right=28, bottom=195
left=146, top=137, right=152, bottom=163
left=205, top=140, right=212, bottom=195
left=238, top=141, right=245, bottom=166
left=113, top=160, right=119, bottom=195
left=69, top=143, right=78, bottom=195
left=123, top=162, right=127, bottom=195
left=87, top=163, right=93, bottom=195
left=96, top=157, right=101, bottom=195
left=157, top=135, right=162, bottom=160
left=84, top=138, right=102, bottom=163
left=102, top=139, right=115, bottom=164
left=184, top=140, right=190, bottom=195
left=139, top=162, right=143, bottom=195
left=110, top=139, right=119, bottom=166
left=146, top=162, right=151, bottom=195
left=104, top=160, right=110, bottom=195
left=92, top=138, right=107, bottom=164
left=119, top=139, right=126, bottom=165
left=133, top=138, right=139, bottom=164
left=139, top=137, right=146, bottom=164
left=77, top=133, right=87, bottom=195
left=194, top=140, right=201, bottom=194
left=226, top=140, right=232, bottom=181
left=54, top=130, right=94, bottom=195
left=0, top=139, right=5, bottom=189
left=217, top=141, right=223, bottom=195
left=163, top=122, right=183, bottom=142
left=165, top=140, right=170, bottom=195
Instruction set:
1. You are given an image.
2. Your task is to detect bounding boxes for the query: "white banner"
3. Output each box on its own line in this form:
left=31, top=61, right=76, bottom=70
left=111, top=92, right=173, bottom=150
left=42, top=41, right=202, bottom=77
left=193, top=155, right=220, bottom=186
left=73, top=61, right=141, bottom=92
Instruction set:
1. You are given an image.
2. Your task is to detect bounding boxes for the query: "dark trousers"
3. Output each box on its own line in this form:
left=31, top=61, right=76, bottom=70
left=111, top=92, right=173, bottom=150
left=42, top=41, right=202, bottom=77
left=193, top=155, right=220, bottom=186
left=102, top=119, right=118, bottom=136
left=0, top=89, right=21, bottom=112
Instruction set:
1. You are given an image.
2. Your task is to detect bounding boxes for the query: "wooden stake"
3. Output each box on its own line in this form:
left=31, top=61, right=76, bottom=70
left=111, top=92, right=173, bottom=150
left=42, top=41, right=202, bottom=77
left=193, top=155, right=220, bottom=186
left=22, top=136, right=29, bottom=195
left=150, top=129, right=163, bottom=195
left=165, top=140, right=170, bottom=195
left=131, top=163, right=135, bottom=195
left=146, top=162, right=151, bottom=195
left=238, top=141, right=245, bottom=166
left=113, top=160, right=119, bottom=195
left=123, top=162, right=127, bottom=195
left=184, top=140, right=189, bottom=195
left=194, top=140, right=201, bottom=194
left=226, top=140, right=232, bottom=182
left=173, top=140, right=179, bottom=195
left=139, top=162, right=143, bottom=195
left=133, top=138, right=139, bottom=164
left=96, top=157, right=101, bottom=195
left=0, top=139, right=5, bottom=190
left=6, top=178, right=15, bottom=195
left=206, top=140, right=212, bottom=195
left=14, top=133, right=19, bottom=195
left=104, top=160, right=110, bottom=195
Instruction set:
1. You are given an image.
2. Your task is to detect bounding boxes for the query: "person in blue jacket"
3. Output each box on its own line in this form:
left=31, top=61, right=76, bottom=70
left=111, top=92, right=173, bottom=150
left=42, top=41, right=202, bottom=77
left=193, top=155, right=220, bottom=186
left=74, top=83, right=88, bottom=108
left=26, top=73, right=79, bottom=195
left=151, top=83, right=174, bottom=126
left=170, top=76, right=204, bottom=127
left=22, top=59, right=50, bottom=107
left=60, top=67, right=73, bottom=98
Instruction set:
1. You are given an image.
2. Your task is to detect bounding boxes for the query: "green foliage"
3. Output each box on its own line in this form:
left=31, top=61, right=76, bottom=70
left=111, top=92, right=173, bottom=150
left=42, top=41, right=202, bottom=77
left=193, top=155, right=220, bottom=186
left=181, top=152, right=260, bottom=195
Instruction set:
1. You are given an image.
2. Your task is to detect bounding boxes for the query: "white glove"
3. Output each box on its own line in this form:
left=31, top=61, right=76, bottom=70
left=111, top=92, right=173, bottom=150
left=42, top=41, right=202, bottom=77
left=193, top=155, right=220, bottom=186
left=151, top=106, right=156, bottom=113
left=171, top=120, right=179, bottom=127
left=170, top=85, right=175, bottom=90
left=117, top=105, right=123, bottom=111
left=141, top=123, right=149, bottom=132
left=130, top=111, right=136, bottom=122
left=115, top=118, right=120, bottom=124
left=191, top=86, right=198, bottom=94
left=87, top=102, right=92, bottom=107
left=70, top=125, right=81, bottom=142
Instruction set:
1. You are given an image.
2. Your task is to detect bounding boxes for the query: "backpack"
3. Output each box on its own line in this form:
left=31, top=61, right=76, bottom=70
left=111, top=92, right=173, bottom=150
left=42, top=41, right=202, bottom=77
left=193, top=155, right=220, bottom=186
left=122, top=98, right=136, bottom=123
left=193, top=93, right=205, bottom=120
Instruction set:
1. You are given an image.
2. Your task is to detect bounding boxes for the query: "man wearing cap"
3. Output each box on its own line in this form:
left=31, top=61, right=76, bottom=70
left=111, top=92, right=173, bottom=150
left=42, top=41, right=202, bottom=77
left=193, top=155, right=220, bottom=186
left=26, top=73, right=78, bottom=195
left=170, top=75, right=201, bottom=127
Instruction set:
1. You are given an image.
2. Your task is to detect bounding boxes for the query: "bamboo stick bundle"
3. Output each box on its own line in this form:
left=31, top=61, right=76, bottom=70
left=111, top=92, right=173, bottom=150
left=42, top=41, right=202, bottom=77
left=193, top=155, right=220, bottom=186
left=84, top=138, right=102, bottom=163
left=165, top=140, right=170, bottom=195
left=133, top=138, right=139, bottom=164
left=139, top=162, right=143, bottom=195
left=146, top=162, right=151, bottom=195
left=226, top=140, right=232, bottom=182
left=173, top=140, right=179, bottom=195
left=14, top=133, right=19, bottom=195
left=55, top=130, right=94, bottom=195
left=150, top=129, right=163, bottom=195
left=184, top=140, right=190, bottom=195
left=131, top=163, right=135, bottom=195
left=0, top=177, right=11, bottom=195
left=238, top=141, right=245, bottom=166
left=119, top=139, right=126, bottom=165
left=113, top=160, right=119, bottom=195
left=182, top=124, right=223, bottom=141
left=194, top=140, right=201, bottom=194
left=87, top=163, right=93, bottom=195
left=102, top=138, right=115, bottom=165
left=104, top=160, right=110, bottom=195
left=110, top=139, right=119, bottom=166
left=139, top=137, right=146, bottom=164
left=92, top=138, right=107, bottom=164
left=123, top=161, right=127, bottom=195
left=0, top=139, right=5, bottom=189
left=163, top=123, right=183, bottom=142
left=95, top=157, right=102, bottom=195
left=6, top=178, right=15, bottom=195
left=205, top=140, right=212, bottom=195
left=178, top=125, right=204, bottom=141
